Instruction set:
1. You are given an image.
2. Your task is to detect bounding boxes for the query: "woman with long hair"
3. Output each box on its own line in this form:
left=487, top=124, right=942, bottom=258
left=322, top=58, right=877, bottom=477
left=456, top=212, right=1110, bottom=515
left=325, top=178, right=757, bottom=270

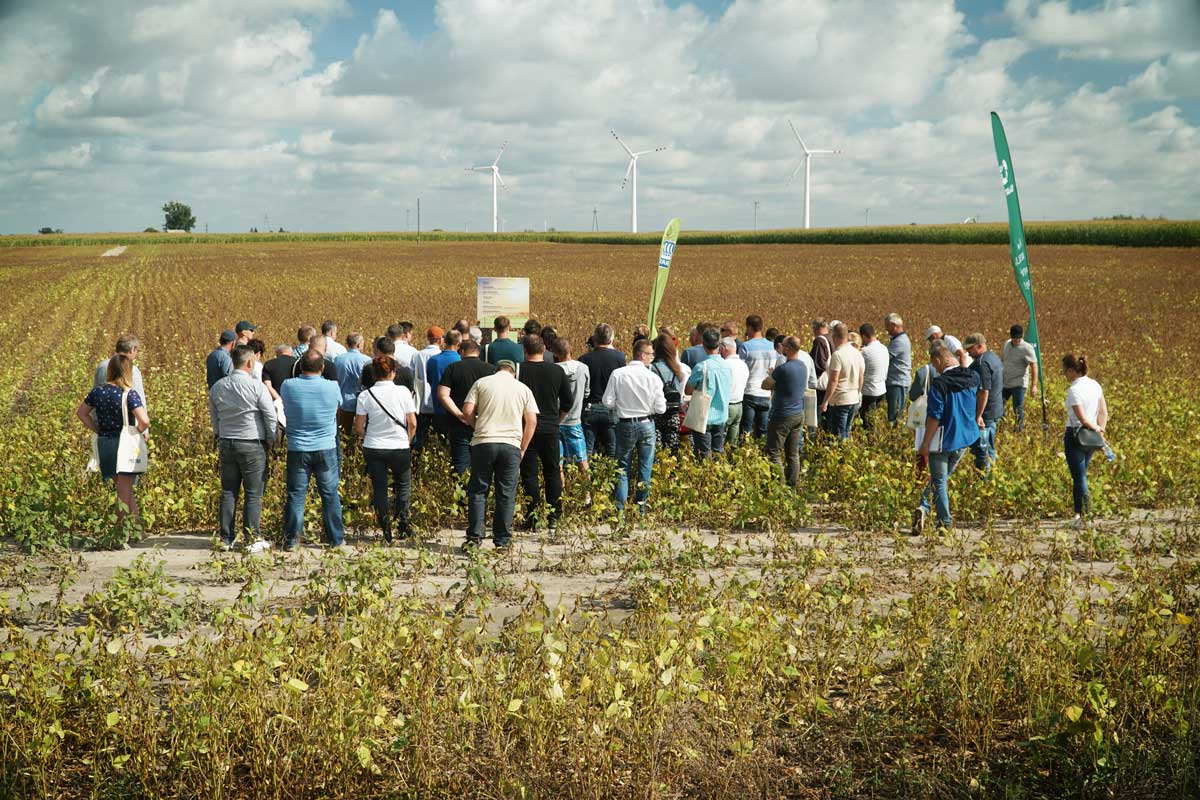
left=649, top=333, right=690, bottom=454
left=76, top=354, right=150, bottom=535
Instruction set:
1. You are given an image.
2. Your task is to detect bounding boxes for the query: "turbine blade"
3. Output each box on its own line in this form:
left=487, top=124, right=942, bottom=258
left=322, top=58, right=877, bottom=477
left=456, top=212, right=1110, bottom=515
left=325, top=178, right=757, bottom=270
left=788, top=120, right=809, bottom=153
left=789, top=162, right=804, bottom=181
left=620, top=158, right=634, bottom=189
left=611, top=130, right=635, bottom=158
left=496, top=170, right=507, bottom=190
left=493, top=140, right=508, bottom=166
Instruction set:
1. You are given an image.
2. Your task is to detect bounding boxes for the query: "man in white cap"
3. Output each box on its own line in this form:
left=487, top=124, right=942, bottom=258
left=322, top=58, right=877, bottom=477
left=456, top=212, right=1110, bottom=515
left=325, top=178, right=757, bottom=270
left=923, top=325, right=970, bottom=368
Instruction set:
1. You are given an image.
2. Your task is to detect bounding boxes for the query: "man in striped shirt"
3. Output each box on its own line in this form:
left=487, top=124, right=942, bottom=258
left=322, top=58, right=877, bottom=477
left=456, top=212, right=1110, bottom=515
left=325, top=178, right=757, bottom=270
left=737, top=315, right=779, bottom=440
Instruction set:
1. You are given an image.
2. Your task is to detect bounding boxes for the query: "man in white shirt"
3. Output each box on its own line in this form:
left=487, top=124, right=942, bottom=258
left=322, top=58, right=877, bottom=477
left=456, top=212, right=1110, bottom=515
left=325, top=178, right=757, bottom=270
left=858, top=323, right=891, bottom=430
left=720, top=337, right=749, bottom=447
left=95, top=334, right=146, bottom=405
left=924, top=325, right=970, bottom=368
left=322, top=320, right=347, bottom=359
left=602, top=339, right=667, bottom=515
left=390, top=321, right=419, bottom=373
left=462, top=360, right=537, bottom=550
left=412, top=325, right=444, bottom=450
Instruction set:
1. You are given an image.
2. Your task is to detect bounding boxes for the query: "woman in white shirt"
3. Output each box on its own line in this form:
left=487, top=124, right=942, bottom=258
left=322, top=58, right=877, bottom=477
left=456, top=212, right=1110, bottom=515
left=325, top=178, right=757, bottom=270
left=354, top=356, right=418, bottom=543
left=1062, top=353, right=1108, bottom=529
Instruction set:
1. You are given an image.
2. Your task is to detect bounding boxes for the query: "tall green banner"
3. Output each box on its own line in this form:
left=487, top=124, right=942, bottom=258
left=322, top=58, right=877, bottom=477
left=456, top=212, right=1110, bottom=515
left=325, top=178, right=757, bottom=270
left=647, top=218, right=680, bottom=332
left=990, top=112, right=1047, bottom=427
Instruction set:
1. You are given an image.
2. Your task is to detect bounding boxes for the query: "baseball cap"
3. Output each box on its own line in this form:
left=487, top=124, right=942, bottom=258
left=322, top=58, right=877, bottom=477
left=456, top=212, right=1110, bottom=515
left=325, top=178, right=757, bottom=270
left=428, top=325, right=445, bottom=339
left=497, top=359, right=518, bottom=371
left=923, top=325, right=942, bottom=341
left=219, top=329, right=237, bottom=344
left=964, top=333, right=986, bottom=348
left=235, top=320, right=257, bottom=333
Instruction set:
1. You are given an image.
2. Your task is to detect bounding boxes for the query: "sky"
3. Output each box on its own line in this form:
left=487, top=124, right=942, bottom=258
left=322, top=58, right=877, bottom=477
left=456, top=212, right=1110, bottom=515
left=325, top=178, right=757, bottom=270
left=0, top=0, right=1197, bottom=233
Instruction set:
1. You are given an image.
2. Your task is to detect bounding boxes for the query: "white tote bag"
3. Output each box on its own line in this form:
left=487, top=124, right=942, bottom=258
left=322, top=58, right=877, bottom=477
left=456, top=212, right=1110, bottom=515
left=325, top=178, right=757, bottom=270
left=682, top=362, right=712, bottom=431
left=906, top=365, right=930, bottom=431
left=115, top=389, right=149, bottom=474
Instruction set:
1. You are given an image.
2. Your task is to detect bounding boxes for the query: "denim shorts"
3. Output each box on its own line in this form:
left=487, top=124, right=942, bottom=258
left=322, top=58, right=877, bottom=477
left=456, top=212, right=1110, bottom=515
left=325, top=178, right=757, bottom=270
left=558, top=423, right=588, bottom=464
left=96, top=435, right=140, bottom=483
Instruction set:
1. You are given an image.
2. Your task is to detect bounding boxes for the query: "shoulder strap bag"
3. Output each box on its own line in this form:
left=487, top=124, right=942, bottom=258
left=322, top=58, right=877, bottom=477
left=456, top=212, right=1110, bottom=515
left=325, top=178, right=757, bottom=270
left=682, top=361, right=712, bottom=431
left=366, top=387, right=411, bottom=439
left=115, top=389, right=149, bottom=474
left=906, top=365, right=931, bottom=431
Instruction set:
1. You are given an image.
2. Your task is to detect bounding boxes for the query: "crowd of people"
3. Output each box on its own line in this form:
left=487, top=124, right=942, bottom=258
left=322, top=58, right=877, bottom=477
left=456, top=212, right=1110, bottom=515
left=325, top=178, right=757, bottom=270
left=76, top=312, right=1110, bottom=551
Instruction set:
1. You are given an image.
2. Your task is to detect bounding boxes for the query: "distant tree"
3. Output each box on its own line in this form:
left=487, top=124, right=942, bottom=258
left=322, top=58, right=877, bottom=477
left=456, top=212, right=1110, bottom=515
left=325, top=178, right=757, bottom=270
left=38, top=227, right=62, bottom=234
left=162, top=201, right=196, bottom=232
left=143, top=227, right=159, bottom=233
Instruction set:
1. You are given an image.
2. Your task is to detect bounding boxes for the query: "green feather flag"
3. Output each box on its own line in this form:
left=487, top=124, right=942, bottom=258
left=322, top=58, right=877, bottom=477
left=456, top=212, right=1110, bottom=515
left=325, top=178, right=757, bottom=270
left=647, top=218, right=680, bottom=332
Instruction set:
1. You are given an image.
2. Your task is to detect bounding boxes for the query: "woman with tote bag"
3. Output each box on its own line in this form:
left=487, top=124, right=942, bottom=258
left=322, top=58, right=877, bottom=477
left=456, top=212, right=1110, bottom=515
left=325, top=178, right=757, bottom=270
left=76, top=354, right=150, bottom=534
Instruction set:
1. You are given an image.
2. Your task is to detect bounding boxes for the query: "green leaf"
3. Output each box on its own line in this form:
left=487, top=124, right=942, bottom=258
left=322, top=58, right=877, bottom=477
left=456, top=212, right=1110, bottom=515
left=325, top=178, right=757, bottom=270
left=105, top=711, right=120, bottom=728
left=1065, top=705, right=1083, bottom=722
left=286, top=677, right=309, bottom=693
left=507, top=698, right=523, bottom=713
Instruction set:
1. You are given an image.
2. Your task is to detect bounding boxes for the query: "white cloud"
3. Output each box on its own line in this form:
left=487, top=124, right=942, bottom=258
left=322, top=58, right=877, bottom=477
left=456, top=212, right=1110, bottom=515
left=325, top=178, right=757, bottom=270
left=0, top=0, right=1196, bottom=234
left=1006, top=0, right=1200, bottom=61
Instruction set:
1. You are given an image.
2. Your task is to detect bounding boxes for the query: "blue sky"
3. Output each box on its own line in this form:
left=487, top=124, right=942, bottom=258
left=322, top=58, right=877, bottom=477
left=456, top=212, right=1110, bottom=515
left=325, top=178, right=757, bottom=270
left=0, top=0, right=1196, bottom=233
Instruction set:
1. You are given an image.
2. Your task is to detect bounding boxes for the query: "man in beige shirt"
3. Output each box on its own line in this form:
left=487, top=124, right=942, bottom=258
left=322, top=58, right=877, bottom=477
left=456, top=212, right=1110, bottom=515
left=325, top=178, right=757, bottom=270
left=461, top=360, right=537, bottom=549
left=820, top=322, right=865, bottom=440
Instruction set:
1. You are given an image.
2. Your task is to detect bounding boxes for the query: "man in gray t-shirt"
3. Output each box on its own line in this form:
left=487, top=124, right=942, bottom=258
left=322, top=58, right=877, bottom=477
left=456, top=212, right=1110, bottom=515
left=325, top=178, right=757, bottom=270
left=1000, top=324, right=1039, bottom=431
left=883, top=313, right=911, bottom=426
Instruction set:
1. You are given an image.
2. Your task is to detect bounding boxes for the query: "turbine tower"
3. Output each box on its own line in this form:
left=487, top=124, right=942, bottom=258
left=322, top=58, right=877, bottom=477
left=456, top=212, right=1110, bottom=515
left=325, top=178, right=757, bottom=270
left=467, top=141, right=508, bottom=233
left=612, top=130, right=667, bottom=233
left=788, top=121, right=841, bottom=229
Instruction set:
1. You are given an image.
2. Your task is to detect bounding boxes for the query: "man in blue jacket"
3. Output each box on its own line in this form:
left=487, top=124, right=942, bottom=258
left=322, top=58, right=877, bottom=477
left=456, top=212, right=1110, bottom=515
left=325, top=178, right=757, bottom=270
left=913, top=340, right=981, bottom=535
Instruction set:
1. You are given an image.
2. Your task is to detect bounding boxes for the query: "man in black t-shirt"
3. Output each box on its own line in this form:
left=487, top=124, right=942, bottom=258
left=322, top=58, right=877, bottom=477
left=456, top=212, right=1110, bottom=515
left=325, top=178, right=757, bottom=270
left=438, top=339, right=496, bottom=475
left=360, top=336, right=416, bottom=392
left=517, top=334, right=573, bottom=529
left=579, top=322, right=626, bottom=458
left=262, top=344, right=295, bottom=398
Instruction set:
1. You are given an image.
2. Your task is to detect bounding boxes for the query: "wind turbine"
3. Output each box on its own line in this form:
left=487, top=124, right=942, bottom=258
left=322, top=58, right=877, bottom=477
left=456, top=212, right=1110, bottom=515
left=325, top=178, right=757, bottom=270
left=788, top=121, right=841, bottom=229
left=466, top=141, right=508, bottom=233
left=612, top=130, right=667, bottom=233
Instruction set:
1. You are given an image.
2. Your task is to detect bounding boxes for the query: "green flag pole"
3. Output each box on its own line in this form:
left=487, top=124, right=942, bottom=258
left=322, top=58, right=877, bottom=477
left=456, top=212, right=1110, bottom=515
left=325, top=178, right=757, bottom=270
left=647, top=218, right=681, bottom=332
left=990, top=112, right=1048, bottom=432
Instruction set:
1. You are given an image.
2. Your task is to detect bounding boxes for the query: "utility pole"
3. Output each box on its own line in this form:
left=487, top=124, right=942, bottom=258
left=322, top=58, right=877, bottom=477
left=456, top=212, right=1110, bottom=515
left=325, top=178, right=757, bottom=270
left=591, top=207, right=599, bottom=232
left=753, top=200, right=760, bottom=232
left=204, top=223, right=208, bottom=234
left=865, top=208, right=870, bottom=226
left=406, top=208, right=410, bottom=231
left=416, top=198, right=421, bottom=244
left=264, top=212, right=270, bottom=232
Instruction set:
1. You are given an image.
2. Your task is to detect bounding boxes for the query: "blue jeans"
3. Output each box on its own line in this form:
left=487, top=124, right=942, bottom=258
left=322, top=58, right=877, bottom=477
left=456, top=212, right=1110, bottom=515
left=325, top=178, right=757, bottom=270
left=919, top=447, right=967, bottom=527
left=447, top=423, right=473, bottom=475
left=584, top=404, right=618, bottom=458
left=1003, top=387, right=1027, bottom=430
left=466, top=442, right=521, bottom=545
left=971, top=419, right=999, bottom=473
left=741, top=396, right=770, bottom=439
left=1064, top=429, right=1095, bottom=515
left=691, top=423, right=726, bottom=459
left=826, top=403, right=858, bottom=440
left=886, top=384, right=908, bottom=425
left=284, top=448, right=344, bottom=547
left=613, top=418, right=656, bottom=511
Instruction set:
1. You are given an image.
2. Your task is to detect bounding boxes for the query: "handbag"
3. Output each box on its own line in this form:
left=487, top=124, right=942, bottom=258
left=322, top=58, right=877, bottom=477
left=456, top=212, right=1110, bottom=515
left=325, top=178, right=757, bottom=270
left=906, top=366, right=930, bottom=431
left=86, top=433, right=100, bottom=473
left=1073, top=427, right=1106, bottom=452
left=682, top=362, right=712, bottom=431
left=115, top=389, right=149, bottom=474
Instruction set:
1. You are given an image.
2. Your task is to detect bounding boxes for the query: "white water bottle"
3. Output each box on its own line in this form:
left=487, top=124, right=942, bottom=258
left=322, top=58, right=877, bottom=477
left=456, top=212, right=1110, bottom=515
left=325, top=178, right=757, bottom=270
left=1102, top=443, right=1116, bottom=462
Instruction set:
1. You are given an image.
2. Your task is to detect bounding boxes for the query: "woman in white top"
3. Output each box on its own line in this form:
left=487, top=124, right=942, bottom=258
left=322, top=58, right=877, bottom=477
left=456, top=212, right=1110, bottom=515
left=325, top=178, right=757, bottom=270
left=354, top=355, right=418, bottom=543
left=1062, top=353, right=1108, bottom=528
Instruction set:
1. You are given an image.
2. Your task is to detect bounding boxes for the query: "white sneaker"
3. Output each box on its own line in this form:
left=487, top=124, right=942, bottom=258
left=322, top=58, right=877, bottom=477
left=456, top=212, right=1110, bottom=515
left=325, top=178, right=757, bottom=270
left=1069, top=515, right=1083, bottom=530
left=247, top=539, right=271, bottom=554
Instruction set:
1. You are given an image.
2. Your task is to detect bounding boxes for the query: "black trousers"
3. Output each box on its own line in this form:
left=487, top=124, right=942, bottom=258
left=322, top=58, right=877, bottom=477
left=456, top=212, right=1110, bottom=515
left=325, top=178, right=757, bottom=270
left=362, top=447, right=412, bottom=541
left=520, top=427, right=563, bottom=524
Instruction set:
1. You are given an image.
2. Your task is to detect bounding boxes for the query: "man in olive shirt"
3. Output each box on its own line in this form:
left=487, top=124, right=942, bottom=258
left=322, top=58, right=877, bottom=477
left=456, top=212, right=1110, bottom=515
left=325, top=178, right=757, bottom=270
left=516, top=334, right=574, bottom=530
left=438, top=339, right=497, bottom=474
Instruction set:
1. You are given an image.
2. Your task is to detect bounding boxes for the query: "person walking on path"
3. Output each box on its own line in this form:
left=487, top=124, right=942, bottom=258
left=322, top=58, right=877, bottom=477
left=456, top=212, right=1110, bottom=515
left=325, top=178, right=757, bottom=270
left=912, top=340, right=981, bottom=535
left=280, top=351, right=345, bottom=551
left=208, top=345, right=276, bottom=552
left=1062, top=353, right=1108, bottom=529
left=461, top=360, right=538, bottom=550
left=355, top=355, right=418, bottom=543
left=1001, top=324, right=1039, bottom=431
left=604, top=339, right=667, bottom=517
left=762, top=336, right=810, bottom=488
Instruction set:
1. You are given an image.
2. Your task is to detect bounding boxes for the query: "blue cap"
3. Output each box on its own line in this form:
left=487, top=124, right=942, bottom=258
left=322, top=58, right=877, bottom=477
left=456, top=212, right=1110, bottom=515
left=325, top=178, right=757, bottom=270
left=220, top=329, right=237, bottom=344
